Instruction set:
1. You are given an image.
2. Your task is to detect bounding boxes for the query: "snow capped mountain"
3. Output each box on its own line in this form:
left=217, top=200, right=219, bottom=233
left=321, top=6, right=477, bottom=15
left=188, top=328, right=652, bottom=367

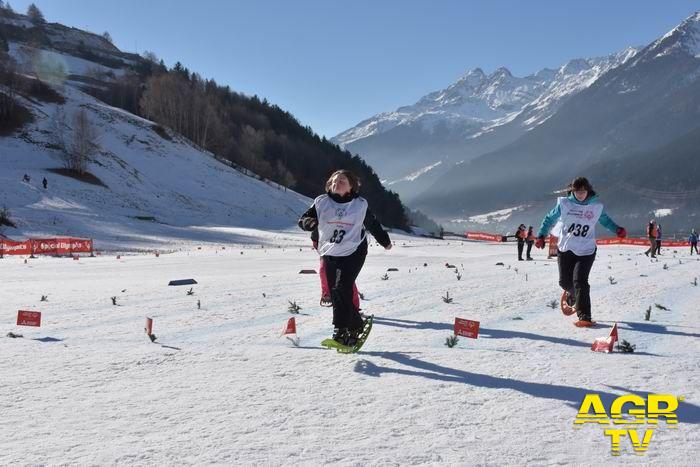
left=513, top=46, right=639, bottom=129
left=332, top=44, right=639, bottom=207
left=644, top=10, right=700, bottom=60
left=409, top=11, right=700, bottom=232
left=333, top=48, right=638, bottom=150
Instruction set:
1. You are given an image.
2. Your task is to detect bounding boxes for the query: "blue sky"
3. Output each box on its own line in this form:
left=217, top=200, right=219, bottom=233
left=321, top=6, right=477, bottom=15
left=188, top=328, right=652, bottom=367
left=12, top=1, right=698, bottom=138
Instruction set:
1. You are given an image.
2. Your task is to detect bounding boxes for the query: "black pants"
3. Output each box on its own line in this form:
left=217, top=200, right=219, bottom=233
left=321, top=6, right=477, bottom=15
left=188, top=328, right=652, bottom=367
left=558, top=249, right=596, bottom=320
left=655, top=240, right=661, bottom=255
left=526, top=241, right=534, bottom=259
left=323, top=242, right=367, bottom=331
left=517, top=240, right=524, bottom=260
left=644, top=236, right=656, bottom=257
left=692, top=243, right=699, bottom=255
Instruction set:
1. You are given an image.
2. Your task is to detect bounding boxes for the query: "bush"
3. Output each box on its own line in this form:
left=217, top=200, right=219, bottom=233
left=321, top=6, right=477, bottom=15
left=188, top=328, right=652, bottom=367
left=0, top=206, right=16, bottom=227
left=0, top=93, right=33, bottom=135
left=26, top=79, right=65, bottom=104
left=152, top=124, right=171, bottom=141
left=46, top=168, right=108, bottom=187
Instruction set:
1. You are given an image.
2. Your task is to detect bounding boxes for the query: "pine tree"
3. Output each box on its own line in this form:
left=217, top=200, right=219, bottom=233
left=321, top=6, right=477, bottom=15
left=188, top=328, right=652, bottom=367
left=616, top=340, right=636, bottom=353
left=445, top=335, right=459, bottom=348
left=26, top=3, right=45, bottom=24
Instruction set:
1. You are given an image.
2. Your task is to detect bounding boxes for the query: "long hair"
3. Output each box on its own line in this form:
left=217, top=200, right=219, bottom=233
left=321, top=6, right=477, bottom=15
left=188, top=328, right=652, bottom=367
left=325, top=169, right=361, bottom=194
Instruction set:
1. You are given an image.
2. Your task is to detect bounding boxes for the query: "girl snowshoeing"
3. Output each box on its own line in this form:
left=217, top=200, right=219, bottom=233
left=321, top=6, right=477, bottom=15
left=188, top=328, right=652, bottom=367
left=535, top=177, right=626, bottom=327
left=299, top=170, right=392, bottom=346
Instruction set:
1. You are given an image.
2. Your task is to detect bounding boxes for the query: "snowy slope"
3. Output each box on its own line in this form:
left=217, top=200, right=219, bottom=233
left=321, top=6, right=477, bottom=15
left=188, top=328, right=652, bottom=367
left=0, top=84, right=311, bottom=251
left=1, top=236, right=698, bottom=465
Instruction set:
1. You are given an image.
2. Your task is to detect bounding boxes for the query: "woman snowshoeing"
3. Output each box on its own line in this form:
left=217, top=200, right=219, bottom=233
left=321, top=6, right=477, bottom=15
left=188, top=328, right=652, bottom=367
left=535, top=177, right=626, bottom=327
left=299, top=169, right=392, bottom=346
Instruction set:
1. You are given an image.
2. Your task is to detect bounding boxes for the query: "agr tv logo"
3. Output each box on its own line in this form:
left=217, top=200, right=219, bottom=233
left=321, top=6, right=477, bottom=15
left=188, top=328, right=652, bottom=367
left=574, top=393, right=682, bottom=456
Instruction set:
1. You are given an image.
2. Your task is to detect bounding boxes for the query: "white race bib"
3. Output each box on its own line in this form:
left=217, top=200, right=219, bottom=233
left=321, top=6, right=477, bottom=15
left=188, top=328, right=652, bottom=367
left=556, top=197, right=603, bottom=256
left=315, top=195, right=368, bottom=257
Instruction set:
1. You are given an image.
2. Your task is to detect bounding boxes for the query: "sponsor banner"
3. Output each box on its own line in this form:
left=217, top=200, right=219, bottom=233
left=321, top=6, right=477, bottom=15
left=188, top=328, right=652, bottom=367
left=32, top=237, right=94, bottom=255
left=465, top=232, right=503, bottom=242
left=0, top=240, right=31, bottom=255
left=0, top=238, right=92, bottom=256
left=454, top=318, right=480, bottom=339
left=596, top=238, right=690, bottom=247
left=465, top=234, right=690, bottom=248
left=661, top=240, right=692, bottom=247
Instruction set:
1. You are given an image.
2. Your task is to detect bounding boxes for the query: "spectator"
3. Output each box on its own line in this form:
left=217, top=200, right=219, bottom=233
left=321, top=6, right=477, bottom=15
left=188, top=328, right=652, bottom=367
left=644, top=220, right=657, bottom=258
left=516, top=224, right=527, bottom=261
left=689, top=229, right=699, bottom=255
left=525, top=226, right=535, bottom=260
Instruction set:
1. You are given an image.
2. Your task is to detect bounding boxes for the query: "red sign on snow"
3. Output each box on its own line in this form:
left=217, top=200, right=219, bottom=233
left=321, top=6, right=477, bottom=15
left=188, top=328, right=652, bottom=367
left=17, top=310, right=41, bottom=327
left=454, top=318, right=480, bottom=339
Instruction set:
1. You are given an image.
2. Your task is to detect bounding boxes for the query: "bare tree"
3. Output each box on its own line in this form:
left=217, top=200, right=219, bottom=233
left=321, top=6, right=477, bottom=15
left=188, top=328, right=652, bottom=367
left=142, top=50, right=158, bottom=63
left=51, top=107, right=67, bottom=153
left=102, top=31, right=112, bottom=44
left=61, top=108, right=98, bottom=173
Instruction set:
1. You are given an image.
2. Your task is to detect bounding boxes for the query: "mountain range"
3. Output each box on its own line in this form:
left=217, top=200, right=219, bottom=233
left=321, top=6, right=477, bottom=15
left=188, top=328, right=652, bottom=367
left=334, top=12, right=700, bottom=235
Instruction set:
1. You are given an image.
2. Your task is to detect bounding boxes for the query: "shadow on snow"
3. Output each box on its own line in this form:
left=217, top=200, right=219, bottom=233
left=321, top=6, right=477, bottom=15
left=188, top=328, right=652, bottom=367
left=373, top=316, right=592, bottom=348
left=355, top=351, right=700, bottom=424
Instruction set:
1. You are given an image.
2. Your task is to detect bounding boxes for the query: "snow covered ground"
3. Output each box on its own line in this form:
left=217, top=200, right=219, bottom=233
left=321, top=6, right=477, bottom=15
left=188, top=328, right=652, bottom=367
left=2, top=233, right=699, bottom=465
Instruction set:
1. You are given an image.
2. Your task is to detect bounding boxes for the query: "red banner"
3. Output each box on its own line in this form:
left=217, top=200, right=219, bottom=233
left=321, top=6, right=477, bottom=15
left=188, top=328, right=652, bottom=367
left=454, top=318, right=480, bottom=339
left=17, top=310, right=41, bottom=327
left=0, top=237, right=93, bottom=256
left=463, top=233, right=690, bottom=248
left=465, top=232, right=503, bottom=242
left=596, top=238, right=690, bottom=247
left=0, top=239, right=31, bottom=255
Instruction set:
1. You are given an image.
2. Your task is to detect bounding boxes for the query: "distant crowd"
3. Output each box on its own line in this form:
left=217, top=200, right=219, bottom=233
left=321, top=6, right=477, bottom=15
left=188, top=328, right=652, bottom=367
left=511, top=220, right=700, bottom=260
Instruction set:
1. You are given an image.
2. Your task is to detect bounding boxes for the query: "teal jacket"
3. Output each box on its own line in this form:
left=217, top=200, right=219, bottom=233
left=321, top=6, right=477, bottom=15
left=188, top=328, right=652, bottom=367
left=537, top=193, right=620, bottom=238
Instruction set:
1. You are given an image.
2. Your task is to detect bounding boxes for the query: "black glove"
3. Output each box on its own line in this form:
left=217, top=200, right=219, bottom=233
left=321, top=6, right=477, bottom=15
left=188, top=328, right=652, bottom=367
left=301, top=218, right=318, bottom=231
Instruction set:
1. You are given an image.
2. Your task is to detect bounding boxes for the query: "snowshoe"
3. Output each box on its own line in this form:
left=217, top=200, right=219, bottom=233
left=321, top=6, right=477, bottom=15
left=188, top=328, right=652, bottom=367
left=320, top=315, right=373, bottom=353
left=574, top=319, right=597, bottom=328
left=560, top=290, right=576, bottom=316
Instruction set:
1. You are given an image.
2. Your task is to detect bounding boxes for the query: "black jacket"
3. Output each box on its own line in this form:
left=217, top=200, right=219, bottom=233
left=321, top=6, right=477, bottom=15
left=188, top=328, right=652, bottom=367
left=299, top=192, right=392, bottom=249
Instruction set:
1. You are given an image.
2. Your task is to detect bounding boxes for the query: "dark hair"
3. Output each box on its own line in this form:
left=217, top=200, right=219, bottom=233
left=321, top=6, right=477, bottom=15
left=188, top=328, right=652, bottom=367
left=567, top=176, right=595, bottom=199
left=325, top=169, right=361, bottom=194
left=571, top=177, right=593, bottom=192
